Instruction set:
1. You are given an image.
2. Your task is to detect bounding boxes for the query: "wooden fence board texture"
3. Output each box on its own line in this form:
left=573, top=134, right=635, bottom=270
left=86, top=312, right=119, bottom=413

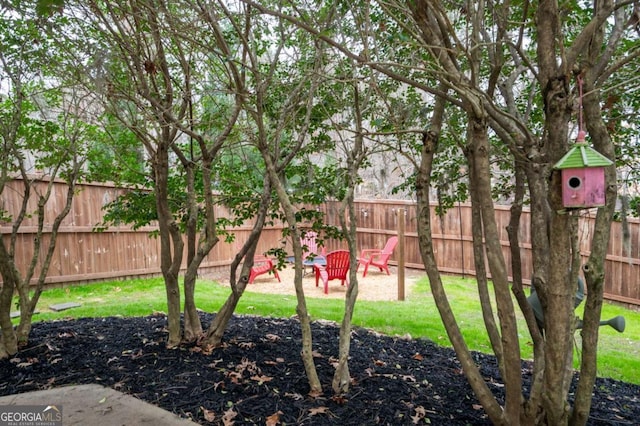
left=1, top=180, right=639, bottom=306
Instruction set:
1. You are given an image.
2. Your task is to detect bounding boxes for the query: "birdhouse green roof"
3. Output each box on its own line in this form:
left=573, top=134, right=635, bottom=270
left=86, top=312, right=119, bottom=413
left=553, top=142, right=613, bottom=170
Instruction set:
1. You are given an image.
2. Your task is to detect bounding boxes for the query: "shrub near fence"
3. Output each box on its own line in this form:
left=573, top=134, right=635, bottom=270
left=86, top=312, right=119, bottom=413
left=1, top=180, right=639, bottom=307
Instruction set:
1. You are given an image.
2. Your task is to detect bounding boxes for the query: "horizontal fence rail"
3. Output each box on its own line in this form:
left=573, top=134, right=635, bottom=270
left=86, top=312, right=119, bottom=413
left=1, top=180, right=639, bottom=307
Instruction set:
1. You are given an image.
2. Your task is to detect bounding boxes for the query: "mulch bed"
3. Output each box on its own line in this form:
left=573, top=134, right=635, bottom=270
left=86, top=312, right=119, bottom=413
left=1, top=313, right=638, bottom=425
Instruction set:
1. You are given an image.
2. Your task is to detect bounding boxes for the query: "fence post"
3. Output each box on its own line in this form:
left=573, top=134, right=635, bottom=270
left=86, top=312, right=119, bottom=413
left=397, top=208, right=405, bottom=301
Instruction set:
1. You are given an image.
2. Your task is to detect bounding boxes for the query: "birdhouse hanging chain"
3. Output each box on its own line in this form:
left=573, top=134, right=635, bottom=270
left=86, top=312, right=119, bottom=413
left=576, top=75, right=586, bottom=143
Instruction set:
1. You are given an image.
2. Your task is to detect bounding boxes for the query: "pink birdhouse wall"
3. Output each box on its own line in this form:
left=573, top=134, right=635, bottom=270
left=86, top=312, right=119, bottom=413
left=561, top=167, right=606, bottom=208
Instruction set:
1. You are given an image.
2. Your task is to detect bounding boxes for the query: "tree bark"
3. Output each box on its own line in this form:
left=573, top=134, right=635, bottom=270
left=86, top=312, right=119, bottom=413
left=570, top=76, right=617, bottom=426
left=203, top=176, right=271, bottom=347
left=508, top=165, right=546, bottom=423
left=203, top=266, right=252, bottom=347
left=414, top=93, right=507, bottom=424
left=467, top=114, right=523, bottom=424
left=464, top=145, right=504, bottom=379
left=331, top=83, right=367, bottom=394
left=0, top=246, right=18, bottom=358
left=155, top=143, right=185, bottom=348
left=267, top=179, right=322, bottom=394
left=182, top=163, right=203, bottom=342
left=255, top=132, right=322, bottom=393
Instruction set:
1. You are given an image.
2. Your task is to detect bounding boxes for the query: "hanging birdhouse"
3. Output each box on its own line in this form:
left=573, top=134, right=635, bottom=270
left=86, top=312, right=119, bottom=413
left=553, top=132, right=613, bottom=209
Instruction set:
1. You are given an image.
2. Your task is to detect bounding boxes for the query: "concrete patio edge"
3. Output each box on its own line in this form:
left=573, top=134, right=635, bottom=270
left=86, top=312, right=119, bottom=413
left=0, top=384, right=198, bottom=426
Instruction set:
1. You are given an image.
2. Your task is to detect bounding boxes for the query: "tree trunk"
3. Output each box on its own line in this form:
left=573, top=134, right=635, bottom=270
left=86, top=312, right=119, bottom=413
left=535, top=0, right=578, bottom=414
left=16, top=179, right=76, bottom=344
left=508, top=165, right=546, bottom=423
left=570, top=76, right=617, bottom=426
left=467, top=114, right=523, bottom=424
left=332, top=289, right=356, bottom=393
left=155, top=144, right=184, bottom=348
left=464, top=146, right=504, bottom=378
left=183, top=164, right=203, bottom=342
left=539, top=162, right=574, bottom=426
left=259, top=149, right=322, bottom=394
left=332, top=188, right=359, bottom=394
left=204, top=271, right=251, bottom=346
left=0, top=256, right=18, bottom=358
left=414, top=99, right=506, bottom=425
left=536, top=72, right=576, bottom=426
left=332, top=84, right=366, bottom=394
left=294, top=275, right=323, bottom=394
left=203, top=175, right=271, bottom=347
left=540, top=135, right=575, bottom=426
left=182, top=269, right=202, bottom=342
left=163, top=271, right=182, bottom=347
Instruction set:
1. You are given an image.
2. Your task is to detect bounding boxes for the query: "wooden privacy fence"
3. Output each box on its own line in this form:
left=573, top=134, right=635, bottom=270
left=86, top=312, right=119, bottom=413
left=1, top=180, right=639, bottom=307
left=332, top=200, right=640, bottom=307
left=0, top=179, right=283, bottom=284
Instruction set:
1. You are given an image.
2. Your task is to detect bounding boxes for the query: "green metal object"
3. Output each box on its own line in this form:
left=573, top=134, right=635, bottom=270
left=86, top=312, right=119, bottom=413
left=553, top=142, right=613, bottom=170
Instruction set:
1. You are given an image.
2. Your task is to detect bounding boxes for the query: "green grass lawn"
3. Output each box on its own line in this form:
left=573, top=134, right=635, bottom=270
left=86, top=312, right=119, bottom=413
left=14, top=274, right=640, bottom=385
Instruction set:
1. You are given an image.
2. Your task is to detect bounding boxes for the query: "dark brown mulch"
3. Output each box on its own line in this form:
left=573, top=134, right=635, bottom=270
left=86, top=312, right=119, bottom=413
left=0, top=314, right=638, bottom=425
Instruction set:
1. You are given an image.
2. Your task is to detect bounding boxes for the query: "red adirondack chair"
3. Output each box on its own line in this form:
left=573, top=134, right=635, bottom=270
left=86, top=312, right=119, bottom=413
left=314, top=250, right=350, bottom=294
left=248, top=255, right=281, bottom=284
left=357, top=236, right=398, bottom=277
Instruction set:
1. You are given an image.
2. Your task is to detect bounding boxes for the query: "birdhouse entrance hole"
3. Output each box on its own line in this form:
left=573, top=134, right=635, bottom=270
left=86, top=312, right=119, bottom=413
left=568, top=176, right=582, bottom=189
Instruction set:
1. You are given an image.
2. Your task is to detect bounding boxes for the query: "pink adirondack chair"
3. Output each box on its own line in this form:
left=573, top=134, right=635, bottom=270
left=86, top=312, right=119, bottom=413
left=248, top=255, right=281, bottom=284
left=314, top=250, right=350, bottom=294
left=300, top=231, right=326, bottom=261
left=357, top=236, right=398, bottom=277
left=301, top=231, right=326, bottom=274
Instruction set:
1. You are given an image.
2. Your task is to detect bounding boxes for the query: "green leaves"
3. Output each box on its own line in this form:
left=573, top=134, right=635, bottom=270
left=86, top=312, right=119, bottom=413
left=35, top=0, right=65, bottom=17
left=96, top=190, right=157, bottom=232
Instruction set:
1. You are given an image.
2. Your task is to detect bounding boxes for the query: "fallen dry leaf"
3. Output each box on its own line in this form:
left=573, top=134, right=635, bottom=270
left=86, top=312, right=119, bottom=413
left=201, top=406, right=216, bottom=422
left=251, top=374, right=273, bottom=384
left=206, top=359, right=223, bottom=368
left=265, top=410, right=283, bottom=426
left=236, top=357, right=259, bottom=375
left=222, top=407, right=237, bottom=426
left=226, top=371, right=243, bottom=384
left=308, top=389, right=323, bottom=398
left=331, top=394, right=348, bottom=404
left=284, top=392, right=303, bottom=400
left=309, top=406, right=330, bottom=416
left=411, top=405, right=426, bottom=424
left=412, top=353, right=424, bottom=361
left=265, top=333, right=281, bottom=341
